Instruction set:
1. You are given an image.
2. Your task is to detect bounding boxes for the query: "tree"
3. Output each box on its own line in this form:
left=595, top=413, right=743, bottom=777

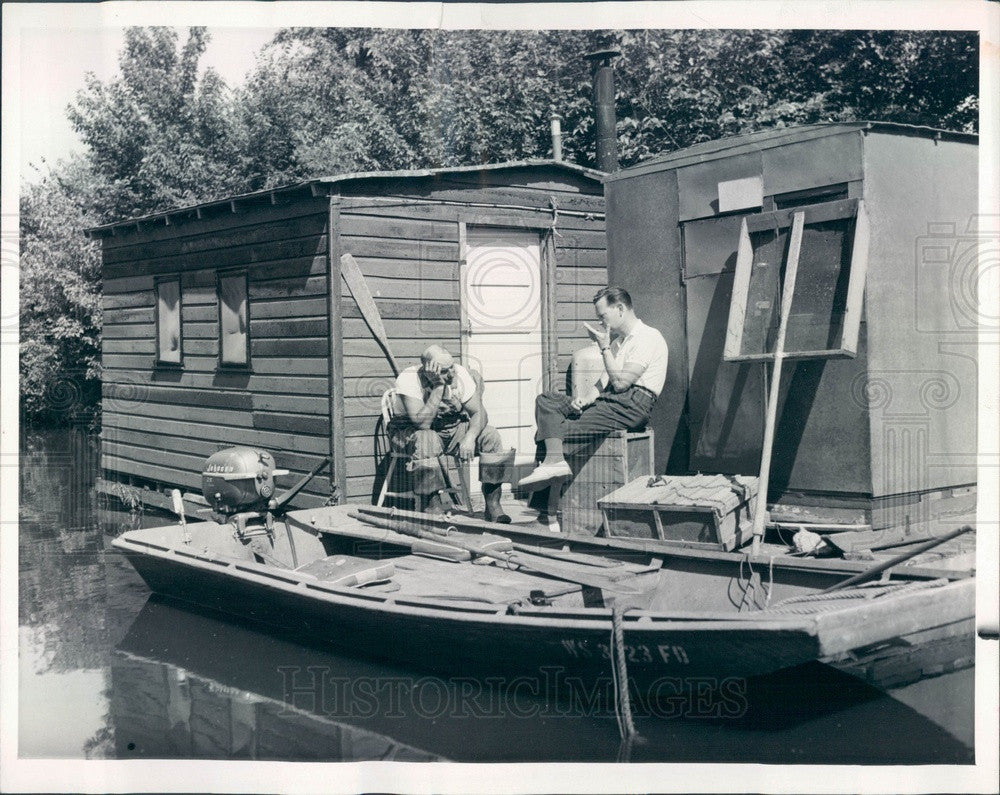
left=19, top=158, right=103, bottom=425
left=67, top=27, right=249, bottom=221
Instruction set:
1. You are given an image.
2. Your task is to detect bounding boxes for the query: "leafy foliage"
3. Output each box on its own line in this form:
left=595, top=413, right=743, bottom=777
left=20, top=26, right=978, bottom=424
left=19, top=158, right=103, bottom=425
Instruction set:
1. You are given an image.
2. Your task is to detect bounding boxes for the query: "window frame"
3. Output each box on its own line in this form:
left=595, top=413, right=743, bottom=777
left=216, top=268, right=251, bottom=370
left=723, top=197, right=870, bottom=363
left=154, top=274, right=183, bottom=368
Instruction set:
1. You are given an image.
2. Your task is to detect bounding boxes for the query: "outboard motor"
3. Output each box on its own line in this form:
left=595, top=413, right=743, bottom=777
left=201, top=447, right=329, bottom=537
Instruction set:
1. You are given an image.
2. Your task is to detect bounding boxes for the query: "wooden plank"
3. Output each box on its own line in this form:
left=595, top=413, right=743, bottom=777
left=102, top=411, right=330, bottom=454
left=338, top=255, right=459, bottom=281
left=105, top=399, right=251, bottom=426
left=105, top=235, right=329, bottom=280
left=328, top=199, right=347, bottom=502
left=252, top=357, right=331, bottom=376
left=181, top=304, right=218, bottom=322
left=103, top=339, right=155, bottom=355
left=338, top=213, right=458, bottom=242
left=340, top=277, right=459, bottom=302
left=250, top=318, right=329, bottom=338
left=251, top=338, right=328, bottom=357
left=342, top=337, right=456, bottom=359
left=102, top=438, right=328, bottom=477
left=98, top=198, right=328, bottom=253
left=341, top=317, right=458, bottom=340
left=253, top=411, right=331, bottom=436
left=104, top=275, right=154, bottom=295
left=250, top=275, right=328, bottom=300
left=251, top=296, right=330, bottom=319
left=102, top=382, right=253, bottom=411
left=341, top=298, right=460, bottom=321
left=341, top=200, right=605, bottom=231
left=340, top=235, right=456, bottom=262
left=841, top=199, right=870, bottom=356
left=250, top=393, right=329, bottom=415
left=751, top=210, right=804, bottom=554
left=102, top=369, right=329, bottom=396
left=102, top=212, right=329, bottom=266
left=542, top=227, right=558, bottom=391
left=723, top=218, right=753, bottom=362
left=103, top=306, right=155, bottom=324
left=103, top=291, right=154, bottom=310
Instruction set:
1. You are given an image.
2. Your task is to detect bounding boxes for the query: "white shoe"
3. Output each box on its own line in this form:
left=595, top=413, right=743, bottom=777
left=517, top=461, right=572, bottom=489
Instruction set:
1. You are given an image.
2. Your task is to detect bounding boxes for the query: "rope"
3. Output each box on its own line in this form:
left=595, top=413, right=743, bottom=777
left=766, top=578, right=949, bottom=613
left=610, top=604, right=641, bottom=755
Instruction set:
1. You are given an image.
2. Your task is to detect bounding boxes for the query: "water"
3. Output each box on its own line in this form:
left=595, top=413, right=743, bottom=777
left=17, top=428, right=976, bottom=763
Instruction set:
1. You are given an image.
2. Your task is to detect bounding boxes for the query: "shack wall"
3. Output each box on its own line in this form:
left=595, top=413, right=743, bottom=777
left=100, top=196, right=335, bottom=506
left=604, top=168, right=687, bottom=475
left=861, top=133, right=979, bottom=499
left=335, top=169, right=607, bottom=501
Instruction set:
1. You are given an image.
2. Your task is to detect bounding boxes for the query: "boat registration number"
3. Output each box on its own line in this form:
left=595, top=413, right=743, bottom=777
left=560, top=639, right=689, bottom=665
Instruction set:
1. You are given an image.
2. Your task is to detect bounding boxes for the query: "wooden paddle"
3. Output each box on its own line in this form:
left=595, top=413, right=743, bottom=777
left=350, top=511, right=653, bottom=594
left=821, top=524, right=973, bottom=593
left=341, top=252, right=399, bottom=376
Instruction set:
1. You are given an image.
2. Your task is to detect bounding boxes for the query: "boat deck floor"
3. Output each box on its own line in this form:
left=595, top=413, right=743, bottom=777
left=360, top=553, right=587, bottom=608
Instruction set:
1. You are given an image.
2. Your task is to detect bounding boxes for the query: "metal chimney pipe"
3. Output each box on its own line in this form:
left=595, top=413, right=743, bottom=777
left=550, top=114, right=563, bottom=161
left=585, top=48, right=621, bottom=172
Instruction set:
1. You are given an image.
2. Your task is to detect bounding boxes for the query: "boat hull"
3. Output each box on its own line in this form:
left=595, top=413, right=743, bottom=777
left=115, top=523, right=974, bottom=699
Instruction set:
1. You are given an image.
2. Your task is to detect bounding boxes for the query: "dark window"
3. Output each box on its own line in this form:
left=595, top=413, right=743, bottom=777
left=772, top=183, right=850, bottom=210
left=155, top=276, right=182, bottom=365
left=724, top=198, right=869, bottom=361
left=218, top=271, right=249, bottom=367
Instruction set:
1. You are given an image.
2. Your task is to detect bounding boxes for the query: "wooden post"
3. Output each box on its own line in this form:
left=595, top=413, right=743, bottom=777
left=752, top=210, right=804, bottom=555
left=327, top=197, right=347, bottom=503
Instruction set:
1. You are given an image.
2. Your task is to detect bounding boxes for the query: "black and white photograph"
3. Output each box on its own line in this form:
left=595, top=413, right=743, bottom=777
left=1, top=1, right=997, bottom=792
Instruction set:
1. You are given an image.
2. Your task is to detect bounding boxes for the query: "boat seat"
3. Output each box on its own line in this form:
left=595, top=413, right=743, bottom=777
left=295, top=555, right=395, bottom=587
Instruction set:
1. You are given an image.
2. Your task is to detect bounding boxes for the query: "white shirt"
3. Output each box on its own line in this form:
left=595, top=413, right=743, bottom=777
left=394, top=363, right=477, bottom=417
left=599, top=319, right=669, bottom=396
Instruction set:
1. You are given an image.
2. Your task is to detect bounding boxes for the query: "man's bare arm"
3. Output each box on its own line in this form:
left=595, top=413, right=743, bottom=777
left=402, top=387, right=445, bottom=429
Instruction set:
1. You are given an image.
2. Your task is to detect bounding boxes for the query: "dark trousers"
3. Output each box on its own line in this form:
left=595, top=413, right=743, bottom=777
left=529, top=386, right=656, bottom=509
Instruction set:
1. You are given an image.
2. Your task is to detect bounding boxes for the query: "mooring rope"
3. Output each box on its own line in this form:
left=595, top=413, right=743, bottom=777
left=766, top=578, right=949, bottom=613
left=610, top=603, right=641, bottom=759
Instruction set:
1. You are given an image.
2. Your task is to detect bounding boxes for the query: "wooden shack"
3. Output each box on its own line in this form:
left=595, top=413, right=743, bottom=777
left=603, top=122, right=978, bottom=530
left=89, top=161, right=608, bottom=507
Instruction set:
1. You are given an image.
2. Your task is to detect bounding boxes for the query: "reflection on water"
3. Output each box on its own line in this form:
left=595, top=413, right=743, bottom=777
left=18, top=428, right=976, bottom=763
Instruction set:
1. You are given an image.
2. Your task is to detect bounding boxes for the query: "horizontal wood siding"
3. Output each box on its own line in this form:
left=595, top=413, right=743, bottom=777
left=100, top=200, right=333, bottom=502
left=337, top=174, right=606, bottom=501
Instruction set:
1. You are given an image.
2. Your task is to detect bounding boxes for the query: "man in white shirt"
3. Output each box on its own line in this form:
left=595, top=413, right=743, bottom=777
left=392, top=345, right=512, bottom=521
left=519, top=286, right=668, bottom=490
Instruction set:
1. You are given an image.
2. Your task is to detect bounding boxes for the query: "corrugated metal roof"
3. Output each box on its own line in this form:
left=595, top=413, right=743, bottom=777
left=599, top=474, right=759, bottom=519
left=605, top=121, right=978, bottom=182
left=85, top=159, right=605, bottom=237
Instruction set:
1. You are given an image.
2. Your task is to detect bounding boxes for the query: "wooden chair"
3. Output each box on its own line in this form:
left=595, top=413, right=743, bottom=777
left=375, top=388, right=473, bottom=512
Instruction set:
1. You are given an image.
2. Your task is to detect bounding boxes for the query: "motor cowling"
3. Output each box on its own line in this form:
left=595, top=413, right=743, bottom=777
left=201, top=447, right=284, bottom=516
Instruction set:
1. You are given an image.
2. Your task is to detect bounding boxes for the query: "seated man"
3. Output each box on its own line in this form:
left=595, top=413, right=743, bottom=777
left=519, top=286, right=668, bottom=490
left=391, top=345, right=512, bottom=522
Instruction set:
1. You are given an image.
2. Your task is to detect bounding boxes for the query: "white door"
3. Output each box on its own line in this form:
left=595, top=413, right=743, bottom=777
left=462, top=227, right=544, bottom=457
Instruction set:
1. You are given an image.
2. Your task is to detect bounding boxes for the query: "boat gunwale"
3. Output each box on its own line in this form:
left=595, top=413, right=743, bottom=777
left=347, top=506, right=975, bottom=582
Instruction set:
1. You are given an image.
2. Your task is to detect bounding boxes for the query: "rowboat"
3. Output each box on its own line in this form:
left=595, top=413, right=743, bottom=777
left=112, top=501, right=975, bottom=698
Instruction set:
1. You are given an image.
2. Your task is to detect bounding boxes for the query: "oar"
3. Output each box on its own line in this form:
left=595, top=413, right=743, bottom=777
left=341, top=252, right=399, bottom=377
left=350, top=511, right=651, bottom=594
left=821, top=524, right=973, bottom=593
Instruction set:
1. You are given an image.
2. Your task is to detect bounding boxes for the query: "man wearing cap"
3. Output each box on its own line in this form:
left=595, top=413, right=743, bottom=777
left=519, top=286, right=668, bottom=492
left=390, top=345, right=513, bottom=522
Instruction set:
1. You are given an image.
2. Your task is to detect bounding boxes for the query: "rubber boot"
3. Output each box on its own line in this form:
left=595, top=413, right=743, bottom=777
left=483, top=483, right=511, bottom=524
left=421, top=491, right=447, bottom=515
